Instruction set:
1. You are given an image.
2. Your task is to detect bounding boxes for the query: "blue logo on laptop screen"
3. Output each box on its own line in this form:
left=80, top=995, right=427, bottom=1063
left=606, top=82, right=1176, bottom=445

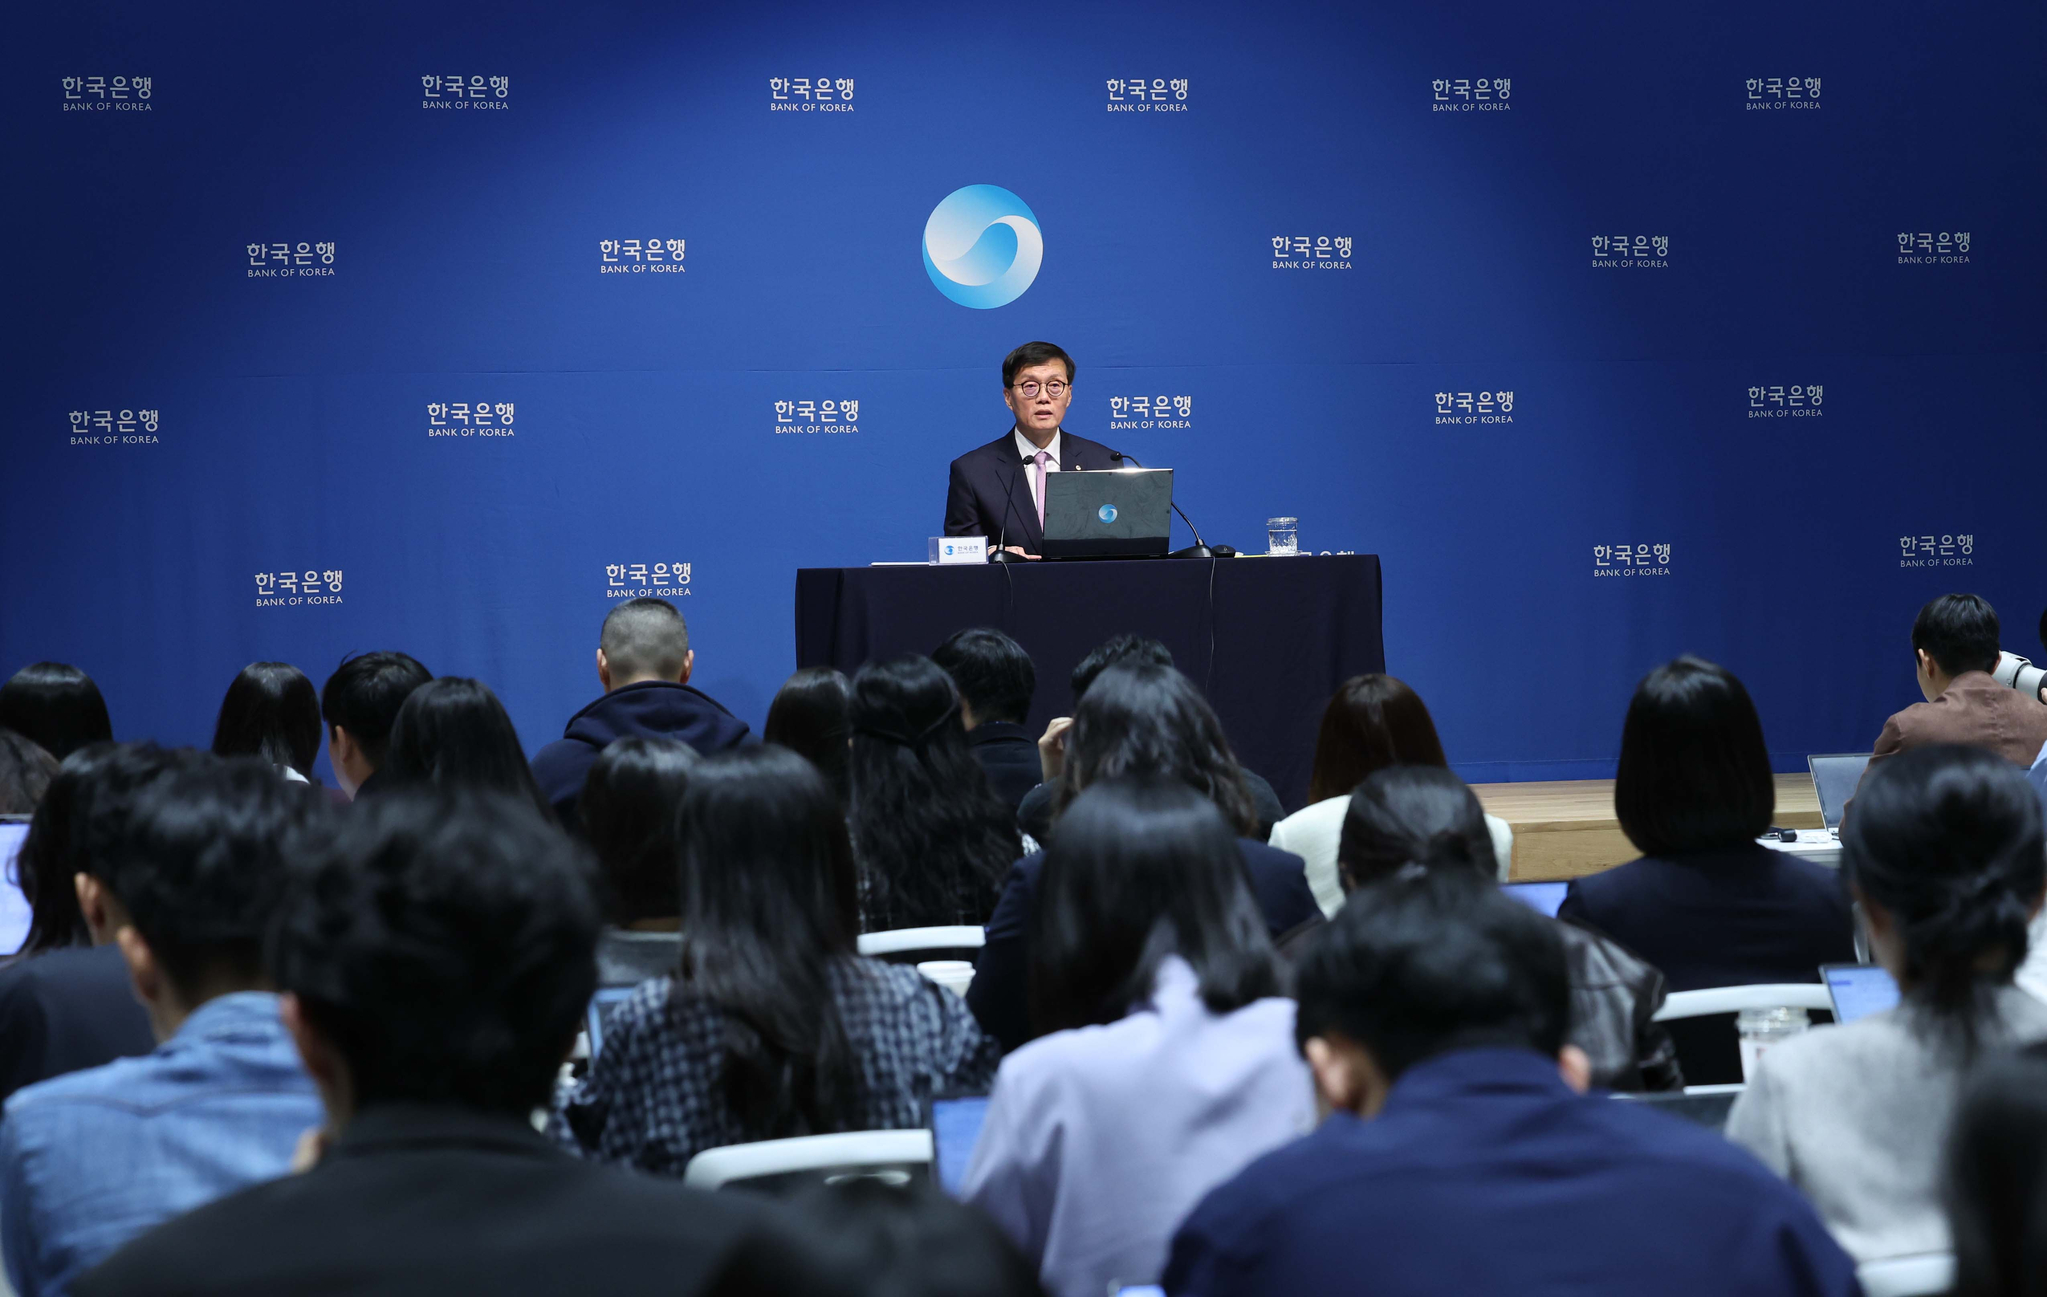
left=923, top=185, right=1042, bottom=309
left=1098, top=504, right=1117, bottom=523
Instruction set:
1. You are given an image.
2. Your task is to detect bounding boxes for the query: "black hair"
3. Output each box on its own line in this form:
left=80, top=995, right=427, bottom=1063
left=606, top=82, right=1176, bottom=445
left=0, top=728, right=57, bottom=816
left=1914, top=594, right=2002, bottom=679
left=1000, top=340, right=1075, bottom=388
left=1305, top=674, right=1449, bottom=805
left=600, top=597, right=690, bottom=681
left=1614, top=656, right=1775, bottom=856
left=110, top=757, right=324, bottom=996
left=1068, top=634, right=1173, bottom=701
left=1296, top=867, right=1571, bottom=1080
left=1337, top=765, right=1499, bottom=892
left=1948, top=1040, right=2047, bottom=1297
left=578, top=736, right=697, bottom=924
left=272, top=788, right=599, bottom=1115
left=319, top=652, right=432, bottom=767
left=1030, top=779, right=1283, bottom=1036
left=1054, top=662, right=1257, bottom=836
left=847, top=656, right=1020, bottom=931
left=931, top=628, right=1036, bottom=727
left=0, top=663, right=113, bottom=762
left=675, top=746, right=865, bottom=1140
left=211, top=661, right=322, bottom=778
left=380, top=677, right=554, bottom=822
left=1843, top=744, right=2045, bottom=1058
left=763, top=667, right=853, bottom=803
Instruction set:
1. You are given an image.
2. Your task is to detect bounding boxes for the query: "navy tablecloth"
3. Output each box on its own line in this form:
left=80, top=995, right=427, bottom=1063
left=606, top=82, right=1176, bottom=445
left=793, top=555, right=1384, bottom=813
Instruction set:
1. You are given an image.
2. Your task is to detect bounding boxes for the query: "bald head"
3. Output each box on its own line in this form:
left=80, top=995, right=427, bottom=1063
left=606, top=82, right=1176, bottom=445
left=597, top=598, right=692, bottom=691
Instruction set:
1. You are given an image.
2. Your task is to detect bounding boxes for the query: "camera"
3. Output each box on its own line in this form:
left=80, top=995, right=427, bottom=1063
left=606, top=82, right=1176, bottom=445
left=1994, top=652, right=2047, bottom=704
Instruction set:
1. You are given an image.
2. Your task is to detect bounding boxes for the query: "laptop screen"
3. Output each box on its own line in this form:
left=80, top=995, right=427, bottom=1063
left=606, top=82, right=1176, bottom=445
left=0, top=823, right=31, bottom=957
left=929, top=1093, right=991, bottom=1197
left=1808, top=754, right=1872, bottom=831
left=1501, top=881, right=1568, bottom=917
left=1823, top=964, right=1901, bottom=1024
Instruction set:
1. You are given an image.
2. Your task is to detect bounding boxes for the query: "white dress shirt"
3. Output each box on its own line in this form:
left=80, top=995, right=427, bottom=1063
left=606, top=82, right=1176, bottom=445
left=1012, top=427, right=1063, bottom=511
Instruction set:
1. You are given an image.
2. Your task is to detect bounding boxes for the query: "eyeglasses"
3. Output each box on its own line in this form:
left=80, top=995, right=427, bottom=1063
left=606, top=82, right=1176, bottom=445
left=1010, top=380, right=1069, bottom=399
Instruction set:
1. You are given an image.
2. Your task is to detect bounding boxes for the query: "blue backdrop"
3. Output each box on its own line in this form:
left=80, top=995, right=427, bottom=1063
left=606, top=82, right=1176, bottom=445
left=6, top=0, right=2043, bottom=791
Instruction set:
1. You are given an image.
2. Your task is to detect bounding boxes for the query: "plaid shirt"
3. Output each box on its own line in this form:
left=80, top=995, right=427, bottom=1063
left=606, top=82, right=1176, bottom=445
left=552, top=957, right=999, bottom=1175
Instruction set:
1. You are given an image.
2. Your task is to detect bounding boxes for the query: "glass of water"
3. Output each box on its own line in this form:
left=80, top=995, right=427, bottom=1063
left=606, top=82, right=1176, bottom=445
left=1266, top=517, right=1299, bottom=556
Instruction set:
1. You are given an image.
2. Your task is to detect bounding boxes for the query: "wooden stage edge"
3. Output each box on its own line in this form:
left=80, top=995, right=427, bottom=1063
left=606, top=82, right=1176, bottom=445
left=1471, top=774, right=1822, bottom=882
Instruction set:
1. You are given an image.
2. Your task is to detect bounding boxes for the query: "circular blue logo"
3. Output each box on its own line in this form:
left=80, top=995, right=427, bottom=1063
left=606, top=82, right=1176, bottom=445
left=1098, top=504, right=1117, bottom=524
left=923, top=185, right=1042, bottom=309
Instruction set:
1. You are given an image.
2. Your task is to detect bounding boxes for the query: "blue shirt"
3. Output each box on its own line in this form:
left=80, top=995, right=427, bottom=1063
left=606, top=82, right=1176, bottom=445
left=0, top=991, right=323, bottom=1297
left=1162, top=1047, right=1860, bottom=1297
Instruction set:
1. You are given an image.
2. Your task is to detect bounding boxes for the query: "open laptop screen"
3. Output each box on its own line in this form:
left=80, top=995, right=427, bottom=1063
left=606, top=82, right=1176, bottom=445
left=1501, top=881, right=1568, bottom=917
left=0, top=823, right=31, bottom=957
left=1823, top=963, right=1901, bottom=1024
left=1808, top=754, right=1872, bottom=831
left=928, top=1092, right=991, bottom=1197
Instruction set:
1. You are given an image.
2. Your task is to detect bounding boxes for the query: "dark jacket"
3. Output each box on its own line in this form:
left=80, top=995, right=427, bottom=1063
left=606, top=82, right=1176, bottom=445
left=530, top=681, right=752, bottom=830
left=1016, top=770, right=1287, bottom=845
left=0, top=944, right=155, bottom=1104
left=74, top=1103, right=784, bottom=1297
left=967, top=722, right=1041, bottom=815
left=966, top=839, right=1320, bottom=1053
left=943, top=430, right=1120, bottom=555
left=1558, top=920, right=1682, bottom=1093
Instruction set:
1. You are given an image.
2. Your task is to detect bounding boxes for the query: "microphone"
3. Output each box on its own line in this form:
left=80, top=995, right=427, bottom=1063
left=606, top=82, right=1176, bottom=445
left=1104, top=450, right=1236, bottom=560
left=988, top=457, right=1030, bottom=563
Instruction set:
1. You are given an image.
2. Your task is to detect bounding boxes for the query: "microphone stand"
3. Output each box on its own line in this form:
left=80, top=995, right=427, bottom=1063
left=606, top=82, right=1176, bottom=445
left=988, top=458, right=1030, bottom=563
left=1106, top=451, right=1235, bottom=560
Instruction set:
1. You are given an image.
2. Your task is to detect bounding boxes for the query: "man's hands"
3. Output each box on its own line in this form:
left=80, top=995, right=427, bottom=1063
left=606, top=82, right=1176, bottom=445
left=1038, top=716, right=1074, bottom=783
left=1000, top=546, right=1041, bottom=560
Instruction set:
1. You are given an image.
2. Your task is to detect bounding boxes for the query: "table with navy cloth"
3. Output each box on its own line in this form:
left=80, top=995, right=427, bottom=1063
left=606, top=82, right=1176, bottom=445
left=793, top=554, right=1384, bottom=812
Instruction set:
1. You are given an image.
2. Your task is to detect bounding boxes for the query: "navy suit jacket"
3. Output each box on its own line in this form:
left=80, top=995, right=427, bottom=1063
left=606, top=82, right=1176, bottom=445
left=965, top=838, right=1319, bottom=1052
left=966, top=722, right=1042, bottom=815
left=943, top=429, right=1119, bottom=555
left=1163, top=1048, right=1859, bottom=1297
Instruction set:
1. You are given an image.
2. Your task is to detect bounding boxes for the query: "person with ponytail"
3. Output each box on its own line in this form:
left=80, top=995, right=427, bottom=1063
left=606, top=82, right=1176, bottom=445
left=1727, top=743, right=2047, bottom=1262
left=1336, top=765, right=1682, bottom=1092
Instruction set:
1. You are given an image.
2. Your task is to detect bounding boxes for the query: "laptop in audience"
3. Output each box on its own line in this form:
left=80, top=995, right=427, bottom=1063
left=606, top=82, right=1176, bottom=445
left=0, top=817, right=31, bottom=956
left=1500, top=881, right=1568, bottom=918
left=1821, top=963, right=1900, bottom=1024
left=583, top=984, right=639, bottom=1058
left=1807, top=754, right=1872, bottom=835
left=1040, top=469, right=1173, bottom=560
left=925, top=1088, right=991, bottom=1197
left=1613, top=1088, right=1742, bottom=1130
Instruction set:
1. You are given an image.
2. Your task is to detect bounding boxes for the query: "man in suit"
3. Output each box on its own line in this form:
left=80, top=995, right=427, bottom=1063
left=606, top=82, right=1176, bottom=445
left=1864, top=594, right=2047, bottom=781
left=931, top=627, right=1041, bottom=813
left=943, top=341, right=1119, bottom=558
left=75, top=789, right=784, bottom=1297
left=320, top=651, right=432, bottom=801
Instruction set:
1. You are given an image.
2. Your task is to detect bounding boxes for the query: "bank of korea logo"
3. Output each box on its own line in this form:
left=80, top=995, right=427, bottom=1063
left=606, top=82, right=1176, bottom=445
left=923, top=185, right=1042, bottom=309
left=1098, top=504, right=1117, bottom=523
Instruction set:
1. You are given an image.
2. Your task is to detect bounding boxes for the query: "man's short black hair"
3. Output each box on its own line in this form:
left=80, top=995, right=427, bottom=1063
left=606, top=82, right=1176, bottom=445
left=1001, top=341, right=1075, bottom=388
left=1070, top=634, right=1173, bottom=701
left=320, top=652, right=433, bottom=766
left=270, top=789, right=601, bottom=1116
left=600, top=597, right=690, bottom=681
left=931, top=628, right=1036, bottom=726
left=1295, top=870, right=1569, bottom=1081
left=111, top=757, right=325, bottom=995
left=1913, top=594, right=2001, bottom=679
left=76, top=743, right=207, bottom=884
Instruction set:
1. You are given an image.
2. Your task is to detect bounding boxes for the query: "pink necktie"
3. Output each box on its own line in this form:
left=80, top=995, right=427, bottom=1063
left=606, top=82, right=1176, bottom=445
left=1034, top=450, right=1050, bottom=528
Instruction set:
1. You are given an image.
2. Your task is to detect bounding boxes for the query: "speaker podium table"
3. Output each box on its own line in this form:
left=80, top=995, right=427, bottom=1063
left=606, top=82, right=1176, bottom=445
left=795, top=554, right=1384, bottom=811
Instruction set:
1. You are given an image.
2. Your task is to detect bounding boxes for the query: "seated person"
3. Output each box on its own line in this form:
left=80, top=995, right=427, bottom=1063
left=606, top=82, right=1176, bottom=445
left=2, top=759, right=325, bottom=1297
left=942, top=341, right=1119, bottom=559
left=1946, top=1039, right=2047, bottom=1297
left=1269, top=674, right=1512, bottom=915
left=531, top=598, right=751, bottom=829
left=1862, top=594, right=2047, bottom=787
left=968, top=663, right=1318, bottom=1052
left=318, top=651, right=432, bottom=800
left=554, top=747, right=998, bottom=1174
left=579, top=737, right=696, bottom=986
left=1017, top=635, right=1287, bottom=843
left=0, top=727, right=57, bottom=816
left=0, top=663, right=114, bottom=763
left=848, top=656, right=1020, bottom=931
left=715, top=1180, right=1043, bottom=1297
left=75, top=787, right=786, bottom=1297
left=931, top=628, right=1041, bottom=814
left=1336, top=766, right=1680, bottom=1091
left=1162, top=870, right=1858, bottom=1297
left=963, top=780, right=1312, bottom=1297
left=210, top=662, right=323, bottom=785
left=380, top=677, right=555, bottom=820
left=1727, top=744, right=2047, bottom=1262
left=762, top=667, right=851, bottom=804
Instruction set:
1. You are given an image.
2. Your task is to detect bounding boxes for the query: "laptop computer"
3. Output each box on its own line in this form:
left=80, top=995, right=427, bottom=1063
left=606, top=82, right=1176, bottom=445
left=1501, top=881, right=1569, bottom=917
left=925, top=1089, right=992, bottom=1197
left=0, top=818, right=30, bottom=957
left=584, top=984, right=640, bottom=1058
left=1822, top=963, right=1900, bottom=1024
left=1808, top=753, right=1872, bottom=834
left=1040, top=468, right=1173, bottom=559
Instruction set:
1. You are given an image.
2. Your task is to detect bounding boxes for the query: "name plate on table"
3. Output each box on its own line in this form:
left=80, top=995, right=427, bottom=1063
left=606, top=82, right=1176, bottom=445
left=928, top=536, right=988, bottom=565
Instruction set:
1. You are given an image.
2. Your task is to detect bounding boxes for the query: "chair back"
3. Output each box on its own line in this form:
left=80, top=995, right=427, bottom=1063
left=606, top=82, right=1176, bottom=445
left=1856, top=1252, right=1954, bottom=1297
left=856, top=926, right=986, bottom=957
left=683, top=1129, right=934, bottom=1194
left=1651, top=983, right=1833, bottom=1022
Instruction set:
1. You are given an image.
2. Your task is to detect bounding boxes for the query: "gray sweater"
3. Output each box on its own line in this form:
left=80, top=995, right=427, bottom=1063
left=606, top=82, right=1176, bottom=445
left=1725, top=985, right=2047, bottom=1262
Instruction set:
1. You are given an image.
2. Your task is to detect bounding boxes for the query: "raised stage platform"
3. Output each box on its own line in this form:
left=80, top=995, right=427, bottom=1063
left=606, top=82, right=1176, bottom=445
left=1472, top=774, right=1824, bottom=881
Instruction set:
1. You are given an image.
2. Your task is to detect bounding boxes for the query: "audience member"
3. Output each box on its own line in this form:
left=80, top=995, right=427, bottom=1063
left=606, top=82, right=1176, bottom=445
left=963, top=780, right=1311, bottom=1297
left=532, top=598, right=751, bottom=829
left=380, top=676, right=554, bottom=820
left=210, top=661, right=322, bottom=783
left=1161, top=869, right=1858, bottom=1297
left=1269, top=674, right=1512, bottom=914
left=1859, top=595, right=2047, bottom=792
left=0, top=746, right=180, bottom=1098
left=580, top=736, right=696, bottom=986
left=74, top=788, right=786, bottom=1297
left=931, top=628, right=1041, bottom=813
left=555, top=746, right=998, bottom=1173
left=969, top=664, right=1318, bottom=1052
left=1016, top=635, right=1286, bottom=842
left=318, top=650, right=432, bottom=800
left=1946, top=1040, right=2047, bottom=1297
left=1337, top=766, right=1680, bottom=1091
left=0, top=728, right=58, bottom=815
left=848, top=656, right=1020, bottom=931
left=763, top=667, right=852, bottom=803
left=1, top=758, right=325, bottom=1296
left=0, top=663, right=113, bottom=763
left=1728, top=744, right=2047, bottom=1261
